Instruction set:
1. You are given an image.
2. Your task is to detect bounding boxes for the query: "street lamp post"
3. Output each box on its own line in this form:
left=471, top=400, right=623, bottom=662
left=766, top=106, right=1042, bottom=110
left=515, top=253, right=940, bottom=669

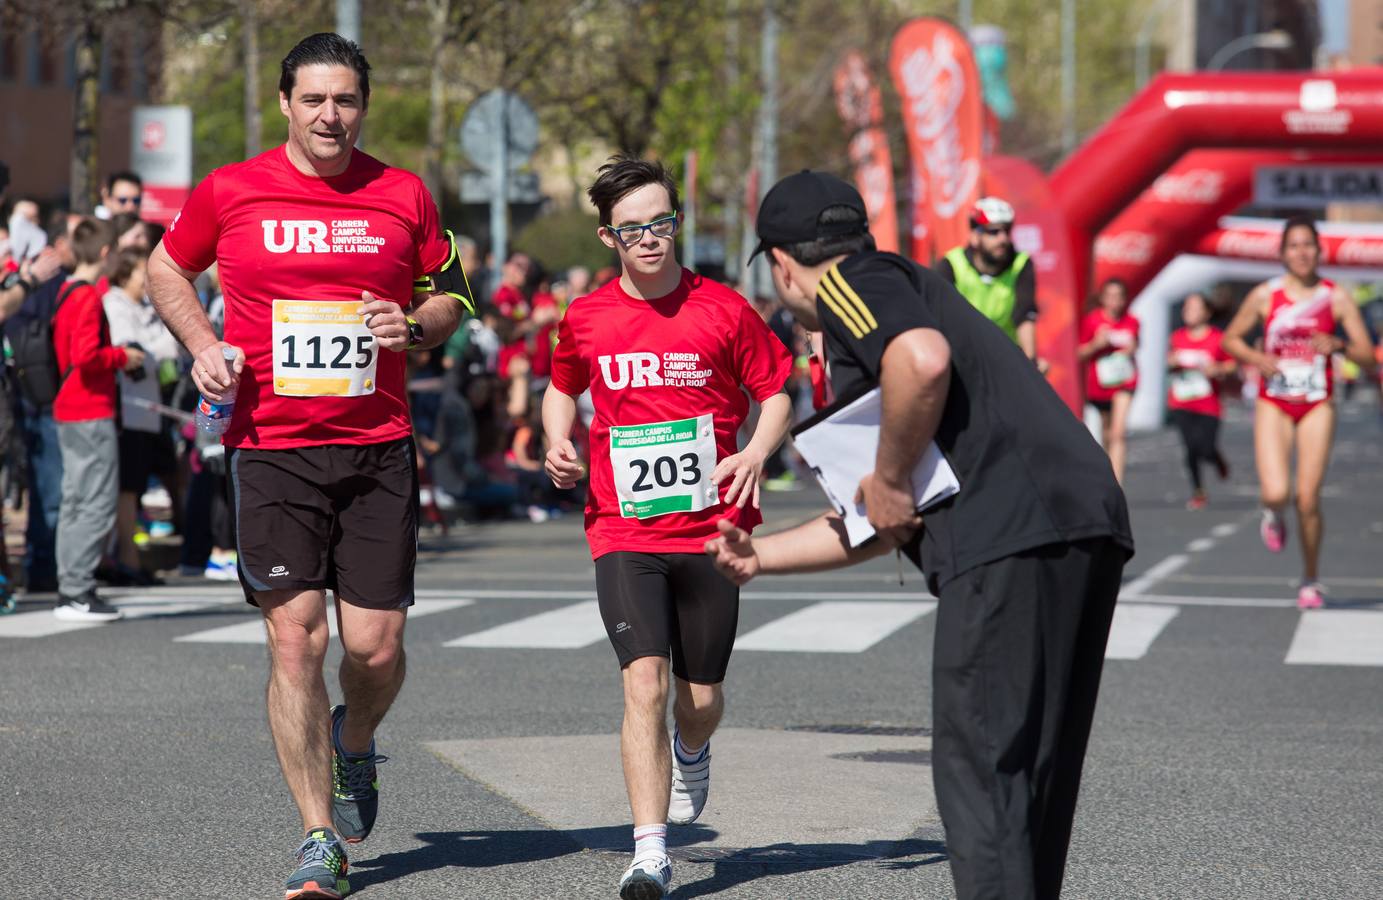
left=1206, top=29, right=1294, bottom=71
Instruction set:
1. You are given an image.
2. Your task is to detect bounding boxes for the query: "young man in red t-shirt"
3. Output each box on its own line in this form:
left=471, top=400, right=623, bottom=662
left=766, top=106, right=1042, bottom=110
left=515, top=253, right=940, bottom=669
left=147, top=34, right=472, bottom=899
left=52, top=217, right=146, bottom=622
left=543, top=157, right=793, bottom=899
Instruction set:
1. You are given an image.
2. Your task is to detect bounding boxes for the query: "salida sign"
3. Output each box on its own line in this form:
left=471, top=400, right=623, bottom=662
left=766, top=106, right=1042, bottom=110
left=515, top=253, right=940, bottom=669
left=1254, top=165, right=1383, bottom=207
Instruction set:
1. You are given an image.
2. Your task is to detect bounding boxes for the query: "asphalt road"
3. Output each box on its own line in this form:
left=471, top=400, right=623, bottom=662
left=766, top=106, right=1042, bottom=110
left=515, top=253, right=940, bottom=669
left=3, top=398, right=1381, bottom=899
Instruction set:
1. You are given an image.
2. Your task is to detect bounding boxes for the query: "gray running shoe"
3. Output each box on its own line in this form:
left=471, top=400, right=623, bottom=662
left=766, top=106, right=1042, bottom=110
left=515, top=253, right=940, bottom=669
left=330, top=705, right=388, bottom=843
left=284, top=827, right=349, bottom=899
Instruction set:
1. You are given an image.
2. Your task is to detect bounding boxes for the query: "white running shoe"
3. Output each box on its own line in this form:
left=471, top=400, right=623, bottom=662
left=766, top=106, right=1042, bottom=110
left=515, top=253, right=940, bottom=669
left=619, top=854, right=672, bottom=900
left=668, top=738, right=711, bottom=826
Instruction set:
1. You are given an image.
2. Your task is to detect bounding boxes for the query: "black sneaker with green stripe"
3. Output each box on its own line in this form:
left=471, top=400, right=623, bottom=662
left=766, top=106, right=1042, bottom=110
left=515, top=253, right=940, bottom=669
left=330, top=704, right=388, bottom=843
left=285, top=827, right=349, bottom=899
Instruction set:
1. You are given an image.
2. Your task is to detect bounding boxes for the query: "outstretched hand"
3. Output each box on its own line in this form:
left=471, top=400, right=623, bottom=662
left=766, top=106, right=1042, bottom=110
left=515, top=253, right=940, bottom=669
left=704, top=519, right=761, bottom=585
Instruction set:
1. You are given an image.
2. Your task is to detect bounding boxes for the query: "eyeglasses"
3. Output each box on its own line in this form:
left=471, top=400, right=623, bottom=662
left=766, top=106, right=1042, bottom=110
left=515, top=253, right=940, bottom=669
left=112, top=195, right=142, bottom=207
left=608, top=215, right=679, bottom=247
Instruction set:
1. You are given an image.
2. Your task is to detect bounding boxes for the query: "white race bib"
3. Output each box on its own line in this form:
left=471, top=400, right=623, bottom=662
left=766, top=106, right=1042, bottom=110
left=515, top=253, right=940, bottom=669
left=1266, top=356, right=1327, bottom=402
left=1170, top=369, right=1213, bottom=402
left=1096, top=352, right=1135, bottom=389
left=608, top=413, right=719, bottom=520
left=272, top=299, right=378, bottom=397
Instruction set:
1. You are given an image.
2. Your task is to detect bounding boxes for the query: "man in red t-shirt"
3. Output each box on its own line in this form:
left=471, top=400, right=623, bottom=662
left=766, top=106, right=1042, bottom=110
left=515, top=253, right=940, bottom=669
left=51, top=217, right=146, bottom=622
left=543, top=157, right=792, bottom=898
left=147, top=34, right=473, bottom=899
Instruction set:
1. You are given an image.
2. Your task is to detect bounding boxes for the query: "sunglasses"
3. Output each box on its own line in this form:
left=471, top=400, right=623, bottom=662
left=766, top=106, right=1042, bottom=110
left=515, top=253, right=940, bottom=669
left=608, top=215, right=679, bottom=247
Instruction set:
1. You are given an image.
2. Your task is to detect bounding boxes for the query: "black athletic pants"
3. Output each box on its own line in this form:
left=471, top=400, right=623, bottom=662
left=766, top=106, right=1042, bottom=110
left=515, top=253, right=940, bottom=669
left=932, top=537, right=1126, bottom=900
left=1169, top=409, right=1223, bottom=492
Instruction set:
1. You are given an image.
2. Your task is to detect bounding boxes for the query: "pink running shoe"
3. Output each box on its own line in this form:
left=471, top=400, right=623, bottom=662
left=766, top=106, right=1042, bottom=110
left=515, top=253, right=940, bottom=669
left=1297, top=582, right=1325, bottom=610
left=1260, top=510, right=1286, bottom=553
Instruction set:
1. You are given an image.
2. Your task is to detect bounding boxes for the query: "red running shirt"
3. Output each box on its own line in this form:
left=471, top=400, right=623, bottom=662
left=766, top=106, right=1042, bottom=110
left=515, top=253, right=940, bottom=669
left=550, top=271, right=793, bottom=559
left=1262, top=277, right=1336, bottom=404
left=1167, top=326, right=1230, bottom=418
left=1080, top=309, right=1140, bottom=402
left=162, top=146, right=451, bottom=449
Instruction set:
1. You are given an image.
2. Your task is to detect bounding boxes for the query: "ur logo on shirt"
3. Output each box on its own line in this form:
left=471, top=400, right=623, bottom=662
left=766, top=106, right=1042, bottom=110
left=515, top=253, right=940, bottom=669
left=598, top=352, right=714, bottom=390
left=599, top=353, right=663, bottom=390
left=262, top=220, right=330, bottom=254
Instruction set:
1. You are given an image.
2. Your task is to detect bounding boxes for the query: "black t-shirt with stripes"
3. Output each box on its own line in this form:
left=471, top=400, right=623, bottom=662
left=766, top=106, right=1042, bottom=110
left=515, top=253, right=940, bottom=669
left=815, top=250, right=1134, bottom=594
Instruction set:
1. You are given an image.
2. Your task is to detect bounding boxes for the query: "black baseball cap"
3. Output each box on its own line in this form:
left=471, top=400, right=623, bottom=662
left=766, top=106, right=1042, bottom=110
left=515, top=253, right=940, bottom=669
left=750, top=170, right=868, bottom=263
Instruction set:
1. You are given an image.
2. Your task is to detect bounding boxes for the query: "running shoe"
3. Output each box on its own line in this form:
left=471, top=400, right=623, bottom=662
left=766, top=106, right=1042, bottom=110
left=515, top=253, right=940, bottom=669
left=0, top=575, right=14, bottom=615
left=619, top=853, right=672, bottom=900
left=1186, top=493, right=1207, bottom=511
left=1297, top=582, right=1326, bottom=610
left=668, top=730, right=710, bottom=826
left=52, top=591, right=123, bottom=622
left=1259, top=510, right=1287, bottom=554
left=284, top=827, right=349, bottom=899
left=203, top=560, right=239, bottom=581
left=331, top=705, right=388, bottom=843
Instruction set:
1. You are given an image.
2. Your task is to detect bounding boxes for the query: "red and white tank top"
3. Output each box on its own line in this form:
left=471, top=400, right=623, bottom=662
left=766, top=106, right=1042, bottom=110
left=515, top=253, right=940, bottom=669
left=1263, top=277, right=1336, bottom=404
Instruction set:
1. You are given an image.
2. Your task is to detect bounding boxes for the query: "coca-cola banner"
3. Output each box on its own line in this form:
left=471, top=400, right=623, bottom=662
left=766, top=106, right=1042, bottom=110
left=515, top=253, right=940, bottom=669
left=1093, top=149, right=1383, bottom=299
left=1197, top=223, right=1383, bottom=267
left=889, top=18, right=984, bottom=263
left=833, top=51, right=900, bottom=253
left=983, top=155, right=1081, bottom=414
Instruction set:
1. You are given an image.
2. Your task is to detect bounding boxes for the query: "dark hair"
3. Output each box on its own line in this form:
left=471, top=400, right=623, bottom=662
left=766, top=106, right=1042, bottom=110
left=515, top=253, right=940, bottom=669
left=109, top=246, right=149, bottom=288
left=1280, top=214, right=1319, bottom=254
left=109, top=212, right=143, bottom=246
left=105, top=170, right=142, bottom=192
left=70, top=217, right=112, bottom=266
left=773, top=205, right=875, bottom=267
left=587, top=155, right=679, bottom=226
left=0, top=160, right=9, bottom=196
left=279, top=33, right=371, bottom=107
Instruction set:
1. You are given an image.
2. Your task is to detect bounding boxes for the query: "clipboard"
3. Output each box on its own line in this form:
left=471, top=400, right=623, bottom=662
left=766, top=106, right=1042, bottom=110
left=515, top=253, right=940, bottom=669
left=790, top=386, right=959, bottom=547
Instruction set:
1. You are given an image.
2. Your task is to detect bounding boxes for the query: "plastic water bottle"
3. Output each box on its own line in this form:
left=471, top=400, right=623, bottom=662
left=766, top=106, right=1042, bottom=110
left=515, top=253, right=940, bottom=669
left=195, top=346, right=240, bottom=436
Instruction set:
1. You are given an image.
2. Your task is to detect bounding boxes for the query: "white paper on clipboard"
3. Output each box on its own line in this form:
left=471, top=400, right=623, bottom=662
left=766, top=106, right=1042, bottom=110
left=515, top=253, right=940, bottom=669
left=791, top=387, right=959, bottom=547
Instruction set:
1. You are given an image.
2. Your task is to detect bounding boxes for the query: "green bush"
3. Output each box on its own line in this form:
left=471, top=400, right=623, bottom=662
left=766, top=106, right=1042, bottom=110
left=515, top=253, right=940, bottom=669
left=512, top=208, right=617, bottom=274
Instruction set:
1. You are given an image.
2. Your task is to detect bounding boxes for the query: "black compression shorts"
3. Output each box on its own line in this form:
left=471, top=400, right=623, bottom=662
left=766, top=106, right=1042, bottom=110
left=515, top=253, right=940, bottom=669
left=594, top=551, right=740, bottom=684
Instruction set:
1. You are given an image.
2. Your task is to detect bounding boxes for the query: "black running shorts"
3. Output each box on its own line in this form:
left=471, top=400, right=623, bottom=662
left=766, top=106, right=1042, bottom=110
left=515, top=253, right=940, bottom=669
left=228, top=437, right=418, bottom=609
left=594, top=551, right=740, bottom=684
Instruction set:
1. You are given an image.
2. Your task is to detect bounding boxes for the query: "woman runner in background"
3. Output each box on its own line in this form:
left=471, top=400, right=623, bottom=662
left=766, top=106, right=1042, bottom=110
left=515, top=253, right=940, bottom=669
left=1167, top=291, right=1234, bottom=509
left=1078, top=278, right=1139, bottom=483
left=1223, top=216, right=1375, bottom=609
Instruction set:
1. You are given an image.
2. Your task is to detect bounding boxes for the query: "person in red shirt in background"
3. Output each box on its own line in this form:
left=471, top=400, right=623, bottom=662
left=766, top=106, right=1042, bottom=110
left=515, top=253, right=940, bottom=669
left=1078, top=277, right=1140, bottom=484
left=1166, top=292, right=1235, bottom=510
left=51, top=218, right=146, bottom=622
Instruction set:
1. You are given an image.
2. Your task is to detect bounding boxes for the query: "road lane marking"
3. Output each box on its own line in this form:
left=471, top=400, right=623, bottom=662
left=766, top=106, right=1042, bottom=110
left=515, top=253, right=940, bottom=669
left=735, top=601, right=935, bottom=653
left=0, top=597, right=236, bottom=639
left=1285, top=610, right=1383, bottom=666
left=1121, top=554, right=1189, bottom=597
left=1186, top=538, right=1217, bottom=552
left=175, top=598, right=473, bottom=644
left=444, top=600, right=607, bottom=649
left=1210, top=523, right=1239, bottom=538
left=1104, top=605, right=1179, bottom=660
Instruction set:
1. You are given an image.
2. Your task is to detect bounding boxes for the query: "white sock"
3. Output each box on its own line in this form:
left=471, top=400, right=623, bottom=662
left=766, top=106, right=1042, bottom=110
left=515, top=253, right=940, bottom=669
left=674, top=731, right=707, bottom=764
left=633, top=823, right=667, bottom=860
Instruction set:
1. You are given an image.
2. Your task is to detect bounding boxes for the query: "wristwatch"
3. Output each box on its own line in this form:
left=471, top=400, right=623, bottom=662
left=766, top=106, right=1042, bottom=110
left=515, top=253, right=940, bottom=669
left=1, top=270, right=27, bottom=293
left=405, top=315, right=425, bottom=350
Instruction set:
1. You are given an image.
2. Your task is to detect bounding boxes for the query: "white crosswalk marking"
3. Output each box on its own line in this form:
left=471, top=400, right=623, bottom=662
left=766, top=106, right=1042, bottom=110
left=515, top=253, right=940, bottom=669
left=1285, top=610, right=1383, bottom=666
left=444, top=600, right=608, bottom=649
left=1104, top=604, right=1179, bottom=660
left=175, top=598, right=473, bottom=644
left=0, top=596, right=236, bottom=639
left=735, top=601, right=936, bottom=653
